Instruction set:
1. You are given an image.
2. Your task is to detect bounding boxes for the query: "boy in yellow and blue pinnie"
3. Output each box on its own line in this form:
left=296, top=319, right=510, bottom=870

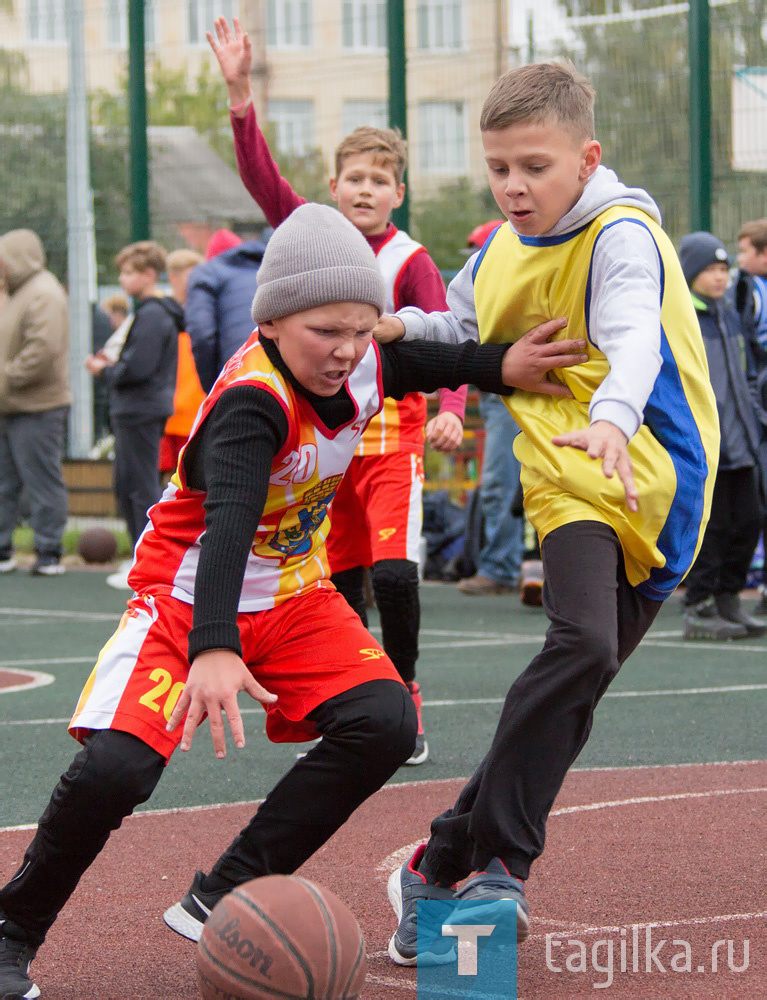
left=377, top=60, right=720, bottom=965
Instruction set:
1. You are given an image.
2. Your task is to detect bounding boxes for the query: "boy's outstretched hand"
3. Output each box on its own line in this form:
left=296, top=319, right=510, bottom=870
left=207, top=17, right=252, bottom=110
left=166, top=649, right=277, bottom=759
left=501, top=318, right=587, bottom=396
left=553, top=420, right=639, bottom=512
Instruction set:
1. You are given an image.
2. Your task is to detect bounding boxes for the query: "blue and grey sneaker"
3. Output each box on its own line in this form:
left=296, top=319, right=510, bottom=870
left=0, top=921, right=39, bottom=1000
left=450, top=857, right=530, bottom=943
left=387, top=845, right=457, bottom=966
left=163, top=871, right=229, bottom=942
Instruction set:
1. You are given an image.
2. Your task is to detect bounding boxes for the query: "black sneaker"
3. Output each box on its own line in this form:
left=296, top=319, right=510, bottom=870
left=0, top=921, right=39, bottom=1000
left=387, top=845, right=457, bottom=966
left=30, top=554, right=64, bottom=577
left=715, top=593, right=767, bottom=637
left=684, top=599, right=748, bottom=641
left=450, top=857, right=530, bottom=943
left=163, top=871, right=229, bottom=942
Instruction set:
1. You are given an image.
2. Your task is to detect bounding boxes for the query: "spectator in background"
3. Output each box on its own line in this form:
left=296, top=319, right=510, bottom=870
left=160, top=249, right=206, bottom=475
left=85, top=241, right=182, bottom=589
left=185, top=228, right=267, bottom=392
left=0, top=229, right=71, bottom=576
left=679, top=232, right=765, bottom=640
left=457, top=221, right=525, bottom=597
left=731, top=218, right=767, bottom=615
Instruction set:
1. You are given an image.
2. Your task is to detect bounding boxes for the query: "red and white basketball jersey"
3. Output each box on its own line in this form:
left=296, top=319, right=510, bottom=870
left=356, top=229, right=429, bottom=456
left=129, top=331, right=384, bottom=611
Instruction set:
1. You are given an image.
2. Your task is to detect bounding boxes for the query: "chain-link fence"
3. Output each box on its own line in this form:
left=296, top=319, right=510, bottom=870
left=1, top=0, right=765, bottom=288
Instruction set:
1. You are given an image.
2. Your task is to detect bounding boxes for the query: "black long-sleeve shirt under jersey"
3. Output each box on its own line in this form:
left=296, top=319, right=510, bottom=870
left=183, top=336, right=512, bottom=661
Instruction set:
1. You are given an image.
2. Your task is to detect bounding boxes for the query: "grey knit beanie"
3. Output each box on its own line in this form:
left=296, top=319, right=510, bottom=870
left=678, top=231, right=730, bottom=287
left=251, top=203, right=386, bottom=323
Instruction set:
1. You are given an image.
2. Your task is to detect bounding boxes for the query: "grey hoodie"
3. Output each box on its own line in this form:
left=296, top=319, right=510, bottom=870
left=399, top=166, right=665, bottom=441
left=0, top=229, right=71, bottom=415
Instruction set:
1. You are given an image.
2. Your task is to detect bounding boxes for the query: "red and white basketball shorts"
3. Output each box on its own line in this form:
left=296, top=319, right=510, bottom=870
left=326, top=452, right=424, bottom=574
left=69, top=588, right=402, bottom=760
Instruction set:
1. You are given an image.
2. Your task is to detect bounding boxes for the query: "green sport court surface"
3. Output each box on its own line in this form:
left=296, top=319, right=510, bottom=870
left=1, top=570, right=765, bottom=830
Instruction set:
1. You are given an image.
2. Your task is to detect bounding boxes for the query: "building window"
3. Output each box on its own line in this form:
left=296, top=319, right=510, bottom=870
left=418, top=101, right=467, bottom=173
left=416, top=0, right=464, bottom=51
left=268, top=100, right=315, bottom=155
left=188, top=0, right=235, bottom=46
left=267, top=0, right=313, bottom=49
left=26, top=0, right=66, bottom=44
left=342, top=100, right=388, bottom=136
left=106, top=0, right=158, bottom=48
left=341, top=0, right=386, bottom=51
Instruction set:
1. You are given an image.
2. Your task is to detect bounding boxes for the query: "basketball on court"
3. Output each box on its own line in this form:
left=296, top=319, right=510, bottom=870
left=196, top=875, right=366, bottom=1000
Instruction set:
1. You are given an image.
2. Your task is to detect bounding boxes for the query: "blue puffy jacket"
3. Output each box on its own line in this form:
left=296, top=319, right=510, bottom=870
left=185, top=240, right=266, bottom=392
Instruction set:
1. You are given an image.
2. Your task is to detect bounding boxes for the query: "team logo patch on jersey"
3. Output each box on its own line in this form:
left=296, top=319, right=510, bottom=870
left=378, top=527, right=397, bottom=542
left=360, top=648, right=386, bottom=660
left=260, top=476, right=344, bottom=562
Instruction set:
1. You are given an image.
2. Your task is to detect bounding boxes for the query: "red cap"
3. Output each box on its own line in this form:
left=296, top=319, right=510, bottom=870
left=467, top=220, right=505, bottom=249
left=205, top=229, right=243, bottom=259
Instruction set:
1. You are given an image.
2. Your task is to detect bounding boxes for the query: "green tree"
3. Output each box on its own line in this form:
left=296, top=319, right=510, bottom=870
left=411, top=178, right=497, bottom=275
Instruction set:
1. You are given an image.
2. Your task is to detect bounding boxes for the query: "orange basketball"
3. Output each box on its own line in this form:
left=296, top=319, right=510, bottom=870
left=196, top=875, right=366, bottom=1000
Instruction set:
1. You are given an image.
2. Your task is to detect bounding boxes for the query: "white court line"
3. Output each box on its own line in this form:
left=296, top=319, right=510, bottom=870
left=0, top=606, right=118, bottom=622
left=0, top=657, right=93, bottom=668
left=533, top=909, right=767, bottom=940
left=3, top=681, right=767, bottom=722
left=0, top=670, right=54, bottom=693
left=3, top=765, right=766, bottom=835
left=551, top=785, right=767, bottom=816
left=374, top=785, right=767, bottom=879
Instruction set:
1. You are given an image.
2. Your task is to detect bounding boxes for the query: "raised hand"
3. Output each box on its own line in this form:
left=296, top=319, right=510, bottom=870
left=207, top=16, right=252, bottom=108
left=501, top=318, right=587, bottom=397
left=166, top=648, right=277, bottom=758
left=553, top=420, right=639, bottom=511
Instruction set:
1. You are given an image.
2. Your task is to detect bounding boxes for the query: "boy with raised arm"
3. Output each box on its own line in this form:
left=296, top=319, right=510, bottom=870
left=208, top=16, right=465, bottom=764
left=377, top=62, right=720, bottom=965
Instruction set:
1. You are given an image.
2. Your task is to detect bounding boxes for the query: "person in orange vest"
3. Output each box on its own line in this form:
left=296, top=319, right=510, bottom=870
left=160, top=249, right=206, bottom=475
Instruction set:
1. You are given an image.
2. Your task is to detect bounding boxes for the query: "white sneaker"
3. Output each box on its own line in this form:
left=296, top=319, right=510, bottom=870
left=0, top=556, right=17, bottom=574
left=106, top=559, right=133, bottom=590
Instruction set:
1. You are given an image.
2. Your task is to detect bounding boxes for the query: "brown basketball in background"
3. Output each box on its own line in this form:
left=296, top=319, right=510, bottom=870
left=196, top=875, right=366, bottom=1000
left=77, top=526, right=118, bottom=564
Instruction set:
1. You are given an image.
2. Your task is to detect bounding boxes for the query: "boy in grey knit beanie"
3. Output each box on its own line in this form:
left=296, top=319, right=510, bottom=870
left=251, top=203, right=385, bottom=323
left=0, top=197, right=589, bottom=1000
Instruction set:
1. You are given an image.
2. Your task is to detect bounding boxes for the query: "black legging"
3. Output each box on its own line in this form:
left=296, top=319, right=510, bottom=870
left=332, top=558, right=420, bottom=683
left=0, top=679, right=415, bottom=947
left=422, top=522, right=661, bottom=884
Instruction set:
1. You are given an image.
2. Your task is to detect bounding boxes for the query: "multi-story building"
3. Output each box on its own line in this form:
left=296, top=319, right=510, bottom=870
left=1, top=1, right=515, bottom=195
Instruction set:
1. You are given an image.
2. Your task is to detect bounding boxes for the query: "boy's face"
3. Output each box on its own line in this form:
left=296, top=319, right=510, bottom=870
left=691, top=262, right=730, bottom=299
left=737, top=237, right=767, bottom=277
left=118, top=264, right=156, bottom=299
left=258, top=302, right=378, bottom=397
left=482, top=121, right=601, bottom=236
left=329, top=153, right=405, bottom=237
left=167, top=267, right=193, bottom=304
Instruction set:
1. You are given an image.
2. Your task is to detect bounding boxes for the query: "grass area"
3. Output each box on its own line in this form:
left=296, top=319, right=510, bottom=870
left=11, top=524, right=133, bottom=558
